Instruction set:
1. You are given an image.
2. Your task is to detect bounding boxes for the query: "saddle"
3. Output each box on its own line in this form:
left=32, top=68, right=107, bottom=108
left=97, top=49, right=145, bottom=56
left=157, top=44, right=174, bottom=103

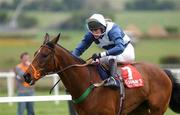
left=96, top=63, right=144, bottom=88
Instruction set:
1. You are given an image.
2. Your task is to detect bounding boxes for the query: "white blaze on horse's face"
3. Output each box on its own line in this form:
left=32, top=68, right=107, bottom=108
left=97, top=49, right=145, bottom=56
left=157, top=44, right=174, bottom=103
left=37, top=49, right=41, bottom=54
left=35, top=48, right=41, bottom=57
left=33, top=47, right=42, bottom=59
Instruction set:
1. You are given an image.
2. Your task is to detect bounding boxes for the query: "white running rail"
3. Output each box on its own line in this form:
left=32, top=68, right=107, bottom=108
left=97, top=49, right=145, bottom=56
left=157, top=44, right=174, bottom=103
left=0, top=95, right=71, bottom=103
left=0, top=72, right=71, bottom=105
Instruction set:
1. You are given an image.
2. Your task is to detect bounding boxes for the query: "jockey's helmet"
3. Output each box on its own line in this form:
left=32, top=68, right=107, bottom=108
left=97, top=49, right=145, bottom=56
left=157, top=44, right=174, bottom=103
left=86, top=14, right=106, bottom=34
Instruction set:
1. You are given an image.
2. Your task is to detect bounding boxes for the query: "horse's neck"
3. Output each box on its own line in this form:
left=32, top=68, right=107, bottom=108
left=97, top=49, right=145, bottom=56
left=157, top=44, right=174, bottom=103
left=55, top=47, right=91, bottom=98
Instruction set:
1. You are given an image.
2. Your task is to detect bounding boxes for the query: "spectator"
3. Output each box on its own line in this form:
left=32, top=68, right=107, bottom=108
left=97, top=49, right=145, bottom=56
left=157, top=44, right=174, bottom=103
left=14, top=52, right=35, bottom=115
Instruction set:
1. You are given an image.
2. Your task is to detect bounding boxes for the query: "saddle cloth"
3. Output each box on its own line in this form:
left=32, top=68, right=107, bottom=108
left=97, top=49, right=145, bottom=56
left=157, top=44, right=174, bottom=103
left=97, top=64, right=144, bottom=88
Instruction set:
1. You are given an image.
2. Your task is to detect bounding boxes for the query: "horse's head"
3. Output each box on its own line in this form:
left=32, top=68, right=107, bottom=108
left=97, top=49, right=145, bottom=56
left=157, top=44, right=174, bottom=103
left=23, top=33, right=60, bottom=85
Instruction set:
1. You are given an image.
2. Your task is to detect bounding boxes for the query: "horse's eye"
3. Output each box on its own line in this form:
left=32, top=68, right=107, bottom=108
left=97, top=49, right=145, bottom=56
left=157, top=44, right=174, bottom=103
left=41, top=54, right=48, bottom=58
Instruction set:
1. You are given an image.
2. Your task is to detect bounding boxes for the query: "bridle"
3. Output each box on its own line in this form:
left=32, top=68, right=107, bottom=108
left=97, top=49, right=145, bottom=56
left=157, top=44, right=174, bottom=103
left=30, top=44, right=58, bottom=80
left=30, top=43, right=93, bottom=93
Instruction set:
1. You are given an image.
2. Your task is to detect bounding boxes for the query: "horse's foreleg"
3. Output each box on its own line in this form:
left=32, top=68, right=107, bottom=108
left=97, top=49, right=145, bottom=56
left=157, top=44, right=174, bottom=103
left=147, top=96, right=167, bottom=115
left=128, top=107, right=163, bottom=115
left=147, top=90, right=171, bottom=115
left=127, top=101, right=150, bottom=115
left=148, top=108, right=164, bottom=115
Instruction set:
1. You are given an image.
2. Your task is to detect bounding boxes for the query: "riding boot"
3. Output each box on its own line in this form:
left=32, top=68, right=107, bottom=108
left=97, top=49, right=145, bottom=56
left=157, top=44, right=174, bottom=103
left=104, top=59, right=120, bottom=89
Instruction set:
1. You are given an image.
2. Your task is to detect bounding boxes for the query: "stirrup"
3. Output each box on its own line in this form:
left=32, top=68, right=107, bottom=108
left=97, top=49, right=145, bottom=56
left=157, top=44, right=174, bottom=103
left=104, top=77, right=120, bottom=89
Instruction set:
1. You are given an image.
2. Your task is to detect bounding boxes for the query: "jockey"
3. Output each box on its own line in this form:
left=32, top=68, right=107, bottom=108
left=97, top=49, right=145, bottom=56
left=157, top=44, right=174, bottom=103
left=72, top=13, right=135, bottom=89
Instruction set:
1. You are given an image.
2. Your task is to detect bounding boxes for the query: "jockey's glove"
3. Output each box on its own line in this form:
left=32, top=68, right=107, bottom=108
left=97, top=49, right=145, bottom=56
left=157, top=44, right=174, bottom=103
left=92, top=53, right=101, bottom=60
left=92, top=52, right=107, bottom=60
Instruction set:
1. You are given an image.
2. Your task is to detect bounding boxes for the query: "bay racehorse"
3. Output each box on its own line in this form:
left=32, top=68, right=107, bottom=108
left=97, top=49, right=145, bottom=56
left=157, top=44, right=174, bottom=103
left=23, top=33, right=180, bottom=115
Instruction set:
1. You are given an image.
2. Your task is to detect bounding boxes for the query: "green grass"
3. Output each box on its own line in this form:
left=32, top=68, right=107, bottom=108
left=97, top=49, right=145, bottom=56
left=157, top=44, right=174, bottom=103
left=135, top=38, right=180, bottom=63
left=165, top=109, right=180, bottom=115
left=0, top=101, right=69, bottom=115
left=33, top=11, right=180, bottom=32
left=115, top=11, right=180, bottom=32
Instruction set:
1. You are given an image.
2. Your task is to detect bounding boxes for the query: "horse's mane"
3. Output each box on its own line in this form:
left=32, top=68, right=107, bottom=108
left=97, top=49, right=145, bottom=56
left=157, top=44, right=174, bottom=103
left=54, top=43, right=86, bottom=64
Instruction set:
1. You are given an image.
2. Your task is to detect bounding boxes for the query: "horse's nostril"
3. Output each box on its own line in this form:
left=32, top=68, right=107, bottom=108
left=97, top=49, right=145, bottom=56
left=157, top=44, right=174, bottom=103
left=23, top=73, right=32, bottom=83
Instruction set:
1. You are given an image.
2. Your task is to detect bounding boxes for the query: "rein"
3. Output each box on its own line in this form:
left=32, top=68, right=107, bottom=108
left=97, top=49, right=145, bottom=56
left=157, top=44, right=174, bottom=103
left=49, top=59, right=93, bottom=94
left=49, top=58, right=95, bottom=104
left=56, top=58, right=93, bottom=74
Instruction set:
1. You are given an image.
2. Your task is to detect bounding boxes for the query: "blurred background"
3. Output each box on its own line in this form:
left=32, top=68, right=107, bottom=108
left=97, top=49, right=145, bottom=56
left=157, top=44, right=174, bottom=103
left=0, top=0, right=180, bottom=115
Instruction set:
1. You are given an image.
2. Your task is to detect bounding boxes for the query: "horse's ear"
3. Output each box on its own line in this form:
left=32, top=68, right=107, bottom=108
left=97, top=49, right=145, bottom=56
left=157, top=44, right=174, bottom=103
left=43, top=33, right=50, bottom=44
left=50, top=33, right=61, bottom=44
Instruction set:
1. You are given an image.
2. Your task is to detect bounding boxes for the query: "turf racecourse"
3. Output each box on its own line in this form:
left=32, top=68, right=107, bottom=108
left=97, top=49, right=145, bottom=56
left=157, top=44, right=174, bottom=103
left=0, top=101, right=69, bottom=115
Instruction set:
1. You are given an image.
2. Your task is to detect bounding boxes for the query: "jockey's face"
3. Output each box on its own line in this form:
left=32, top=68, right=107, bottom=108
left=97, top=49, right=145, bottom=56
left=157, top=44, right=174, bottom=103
left=91, top=28, right=102, bottom=39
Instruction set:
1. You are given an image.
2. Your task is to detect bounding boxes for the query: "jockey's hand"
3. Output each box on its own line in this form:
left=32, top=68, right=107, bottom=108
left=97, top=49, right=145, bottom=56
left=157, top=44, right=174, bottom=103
left=91, top=59, right=100, bottom=65
left=92, top=53, right=101, bottom=61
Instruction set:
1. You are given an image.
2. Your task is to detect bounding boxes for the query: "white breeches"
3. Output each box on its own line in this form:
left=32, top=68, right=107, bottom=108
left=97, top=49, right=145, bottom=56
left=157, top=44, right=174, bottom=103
left=100, top=43, right=135, bottom=64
